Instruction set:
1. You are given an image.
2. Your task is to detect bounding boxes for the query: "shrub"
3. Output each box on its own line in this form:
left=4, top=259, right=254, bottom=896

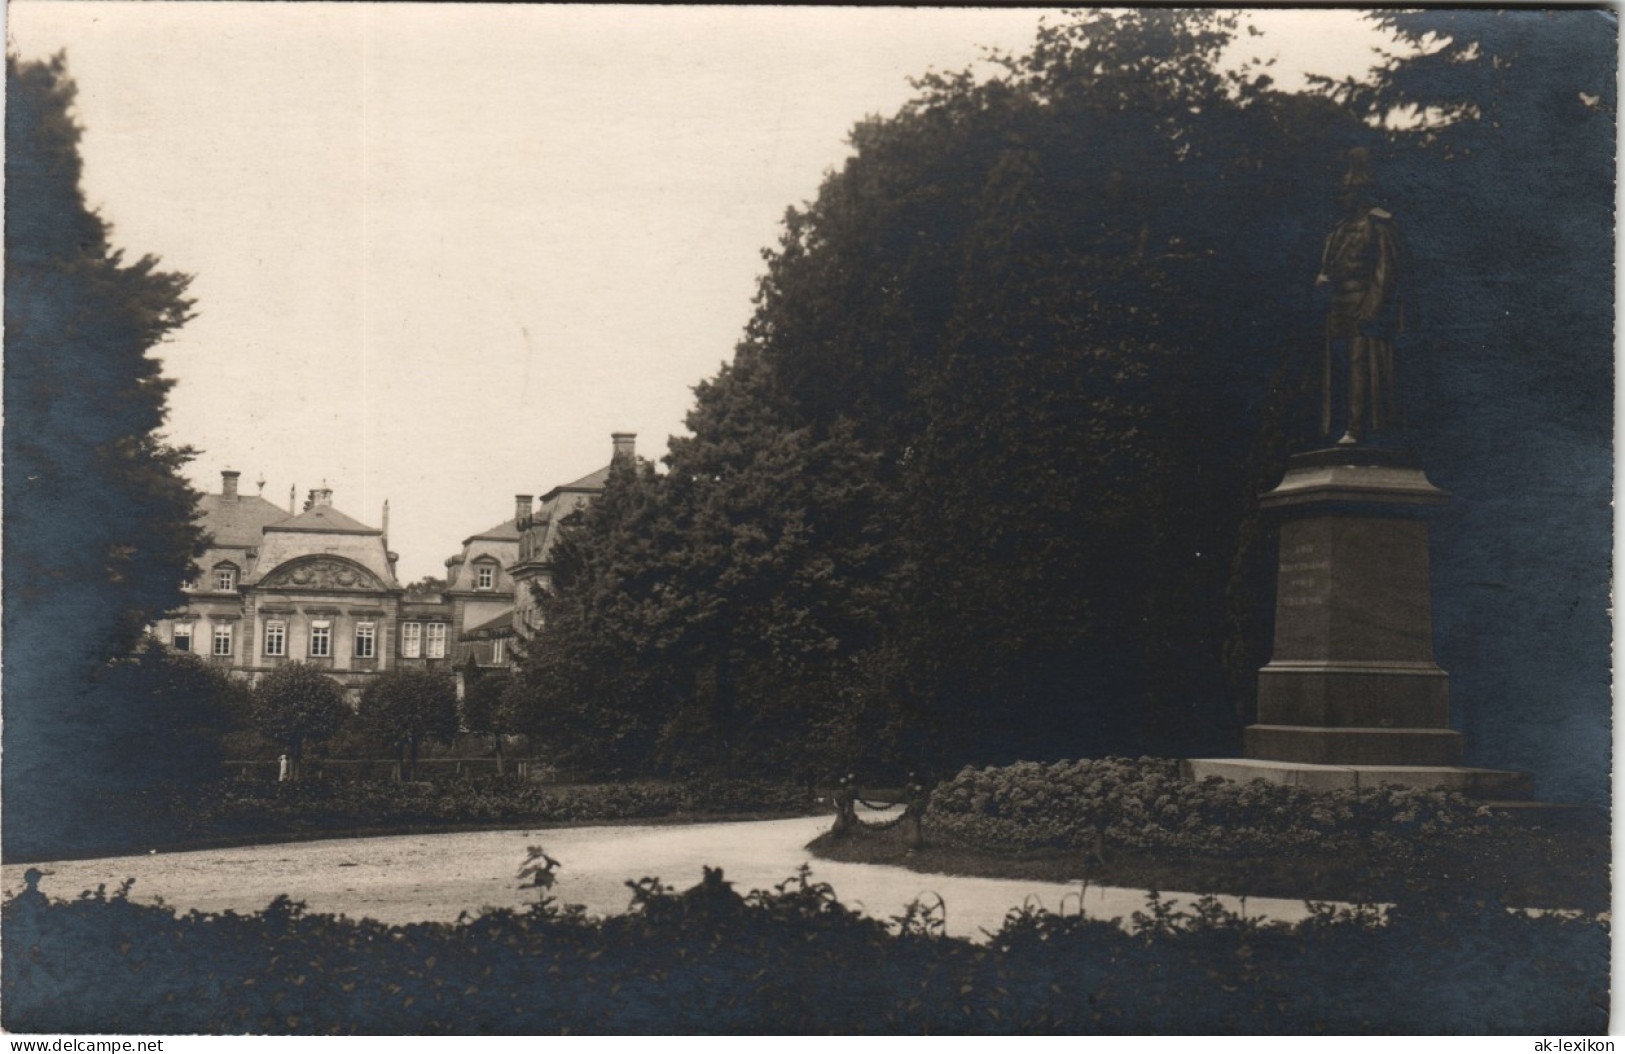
left=1, top=865, right=1606, bottom=1034
left=922, top=757, right=1499, bottom=856
left=76, top=776, right=818, bottom=852
left=248, top=664, right=349, bottom=781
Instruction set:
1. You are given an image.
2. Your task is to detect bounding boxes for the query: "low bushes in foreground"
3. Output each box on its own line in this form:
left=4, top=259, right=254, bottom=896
left=1, top=865, right=1606, bottom=1034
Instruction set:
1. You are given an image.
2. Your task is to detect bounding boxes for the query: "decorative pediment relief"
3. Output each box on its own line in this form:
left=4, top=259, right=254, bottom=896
left=260, top=557, right=385, bottom=593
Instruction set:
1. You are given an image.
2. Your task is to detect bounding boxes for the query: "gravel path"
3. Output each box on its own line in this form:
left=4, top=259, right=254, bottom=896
left=1, top=809, right=1315, bottom=939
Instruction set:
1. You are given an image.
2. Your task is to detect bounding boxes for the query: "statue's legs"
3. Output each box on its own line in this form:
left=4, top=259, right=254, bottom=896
left=1343, top=337, right=1371, bottom=445
left=1369, top=338, right=1395, bottom=433
left=1344, top=336, right=1396, bottom=443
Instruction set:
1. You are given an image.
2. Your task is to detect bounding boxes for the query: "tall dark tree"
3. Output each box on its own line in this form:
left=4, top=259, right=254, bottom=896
left=656, top=364, right=892, bottom=778
left=514, top=456, right=682, bottom=777
left=516, top=10, right=1611, bottom=803
left=4, top=55, right=206, bottom=856
left=730, top=10, right=1369, bottom=766
left=518, top=10, right=1372, bottom=776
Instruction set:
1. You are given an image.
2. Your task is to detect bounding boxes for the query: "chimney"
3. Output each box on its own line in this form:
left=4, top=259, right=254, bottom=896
left=515, top=494, right=533, bottom=528
left=305, top=480, right=333, bottom=511
left=611, top=432, right=636, bottom=462
left=221, top=469, right=240, bottom=501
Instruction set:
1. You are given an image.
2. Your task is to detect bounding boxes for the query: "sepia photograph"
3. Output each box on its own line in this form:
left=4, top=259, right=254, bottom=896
left=1, top=2, right=1614, bottom=1036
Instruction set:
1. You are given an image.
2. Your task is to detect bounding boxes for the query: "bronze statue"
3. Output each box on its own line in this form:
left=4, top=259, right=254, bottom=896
left=1316, top=148, right=1405, bottom=446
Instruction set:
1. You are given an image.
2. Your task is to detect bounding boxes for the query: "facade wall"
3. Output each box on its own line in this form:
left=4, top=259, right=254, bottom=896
left=163, top=462, right=624, bottom=694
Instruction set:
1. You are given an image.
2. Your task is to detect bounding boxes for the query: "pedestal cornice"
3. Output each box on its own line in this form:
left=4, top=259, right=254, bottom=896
left=1261, top=447, right=1449, bottom=510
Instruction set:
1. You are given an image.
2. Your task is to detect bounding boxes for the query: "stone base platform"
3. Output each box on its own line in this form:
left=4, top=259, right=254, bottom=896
left=1183, top=757, right=1534, bottom=800
left=1243, top=724, right=1463, bottom=766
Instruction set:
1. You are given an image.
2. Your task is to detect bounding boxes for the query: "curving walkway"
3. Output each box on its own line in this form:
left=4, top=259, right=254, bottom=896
left=0, top=808, right=1317, bottom=939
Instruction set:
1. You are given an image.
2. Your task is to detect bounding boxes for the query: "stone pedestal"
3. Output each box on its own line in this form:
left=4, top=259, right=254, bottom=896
left=1189, top=447, right=1532, bottom=799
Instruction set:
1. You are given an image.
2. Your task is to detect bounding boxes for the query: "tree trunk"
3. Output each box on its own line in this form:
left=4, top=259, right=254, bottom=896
left=714, top=644, right=735, bottom=779
left=494, top=733, right=505, bottom=777
left=408, top=736, right=419, bottom=782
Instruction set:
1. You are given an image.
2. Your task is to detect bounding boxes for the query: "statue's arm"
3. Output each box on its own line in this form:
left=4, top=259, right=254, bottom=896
left=1358, top=215, right=1402, bottom=323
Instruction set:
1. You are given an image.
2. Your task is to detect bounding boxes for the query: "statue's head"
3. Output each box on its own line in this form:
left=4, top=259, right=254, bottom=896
left=1335, top=147, right=1375, bottom=213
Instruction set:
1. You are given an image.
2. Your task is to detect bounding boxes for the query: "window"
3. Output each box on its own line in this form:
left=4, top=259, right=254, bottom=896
left=426, top=622, right=447, bottom=659
left=212, top=624, right=233, bottom=657
left=264, top=619, right=286, bottom=657
left=491, top=639, right=505, bottom=664
left=476, top=564, right=495, bottom=590
left=354, top=621, right=375, bottom=659
left=173, top=623, right=193, bottom=652
left=309, top=619, right=332, bottom=658
left=214, top=567, right=237, bottom=592
left=401, top=621, right=422, bottom=658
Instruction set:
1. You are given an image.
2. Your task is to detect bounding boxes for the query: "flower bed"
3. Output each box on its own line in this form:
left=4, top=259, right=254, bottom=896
left=924, top=757, right=1497, bottom=856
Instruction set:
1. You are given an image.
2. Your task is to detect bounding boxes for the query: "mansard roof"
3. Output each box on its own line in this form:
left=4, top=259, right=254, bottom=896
left=197, top=493, right=292, bottom=548
left=463, top=516, right=524, bottom=544
left=460, top=610, right=515, bottom=640
left=268, top=504, right=379, bottom=535
left=541, top=463, right=612, bottom=500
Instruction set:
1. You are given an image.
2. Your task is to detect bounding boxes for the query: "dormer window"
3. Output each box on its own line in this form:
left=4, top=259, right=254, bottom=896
left=213, top=565, right=238, bottom=592
left=475, top=564, right=496, bottom=590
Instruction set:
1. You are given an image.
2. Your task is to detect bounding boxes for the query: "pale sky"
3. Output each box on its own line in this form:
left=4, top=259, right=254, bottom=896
left=6, top=4, right=1397, bottom=581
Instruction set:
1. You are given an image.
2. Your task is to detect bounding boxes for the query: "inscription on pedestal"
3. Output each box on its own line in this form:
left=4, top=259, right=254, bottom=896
left=1279, top=544, right=1329, bottom=608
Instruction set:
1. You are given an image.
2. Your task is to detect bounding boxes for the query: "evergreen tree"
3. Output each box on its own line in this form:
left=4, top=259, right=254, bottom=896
left=4, top=54, right=205, bottom=856
left=514, top=456, right=682, bottom=777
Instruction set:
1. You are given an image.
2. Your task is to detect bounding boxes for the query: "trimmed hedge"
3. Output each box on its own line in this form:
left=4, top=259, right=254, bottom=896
left=2, top=866, right=1606, bottom=1034
left=21, top=778, right=819, bottom=861
left=177, top=776, right=818, bottom=834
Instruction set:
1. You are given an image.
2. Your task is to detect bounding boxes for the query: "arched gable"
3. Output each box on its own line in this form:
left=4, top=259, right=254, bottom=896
left=257, top=555, right=390, bottom=593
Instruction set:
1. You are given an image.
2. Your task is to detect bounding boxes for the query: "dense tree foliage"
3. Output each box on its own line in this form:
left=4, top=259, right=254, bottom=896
left=516, top=12, right=1357, bottom=778
left=1344, top=10, right=1615, bottom=802
left=93, top=640, right=252, bottom=785
left=4, top=55, right=207, bottom=855
left=357, top=668, right=459, bottom=780
left=521, top=10, right=1611, bottom=800
left=249, top=664, right=350, bottom=782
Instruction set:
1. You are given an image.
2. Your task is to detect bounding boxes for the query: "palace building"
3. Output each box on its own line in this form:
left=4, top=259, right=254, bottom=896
left=157, top=475, right=452, bottom=699
left=157, top=432, right=639, bottom=698
left=509, top=432, right=635, bottom=642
